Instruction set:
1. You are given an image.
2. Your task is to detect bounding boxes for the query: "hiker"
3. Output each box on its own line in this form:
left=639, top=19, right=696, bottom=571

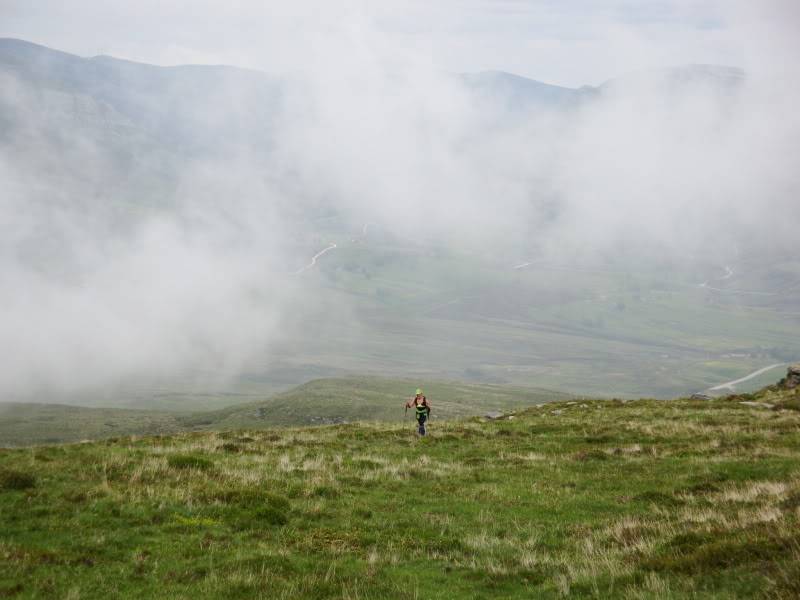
left=405, top=389, right=431, bottom=436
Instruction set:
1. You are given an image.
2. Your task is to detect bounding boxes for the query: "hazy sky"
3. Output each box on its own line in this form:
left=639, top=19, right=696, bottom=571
left=1, top=1, right=795, bottom=86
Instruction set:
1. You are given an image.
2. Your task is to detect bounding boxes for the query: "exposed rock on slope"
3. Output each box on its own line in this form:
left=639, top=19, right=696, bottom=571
left=779, top=364, right=800, bottom=390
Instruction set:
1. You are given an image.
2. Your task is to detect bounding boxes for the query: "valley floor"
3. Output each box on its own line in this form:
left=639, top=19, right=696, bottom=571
left=1, top=390, right=799, bottom=598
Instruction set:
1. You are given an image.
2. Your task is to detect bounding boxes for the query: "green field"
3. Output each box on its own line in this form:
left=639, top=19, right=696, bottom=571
left=0, top=378, right=570, bottom=447
left=1, top=384, right=799, bottom=598
left=265, top=232, right=800, bottom=401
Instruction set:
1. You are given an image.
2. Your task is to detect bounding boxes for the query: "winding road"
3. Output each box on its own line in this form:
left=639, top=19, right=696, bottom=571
left=699, top=265, right=733, bottom=288
left=295, top=243, right=337, bottom=274
left=513, top=260, right=542, bottom=270
left=698, top=265, right=777, bottom=296
left=708, top=363, right=785, bottom=392
left=295, top=222, right=375, bottom=275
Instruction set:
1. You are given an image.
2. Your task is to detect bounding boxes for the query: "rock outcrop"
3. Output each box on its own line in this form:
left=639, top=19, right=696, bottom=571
left=780, top=364, right=800, bottom=389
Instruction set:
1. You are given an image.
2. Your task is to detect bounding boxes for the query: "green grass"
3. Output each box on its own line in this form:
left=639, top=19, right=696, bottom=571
left=166, top=455, right=214, bottom=471
left=0, top=469, right=36, bottom=491
left=1, top=388, right=799, bottom=598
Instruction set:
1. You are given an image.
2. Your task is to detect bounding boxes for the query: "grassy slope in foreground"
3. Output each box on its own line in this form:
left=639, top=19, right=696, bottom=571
left=1, top=389, right=799, bottom=598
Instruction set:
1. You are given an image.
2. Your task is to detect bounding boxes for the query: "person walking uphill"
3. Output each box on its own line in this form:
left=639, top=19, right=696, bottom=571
left=406, top=389, right=431, bottom=436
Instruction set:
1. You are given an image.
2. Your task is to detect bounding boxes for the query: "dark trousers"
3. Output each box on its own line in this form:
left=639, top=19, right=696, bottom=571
left=416, top=413, right=427, bottom=435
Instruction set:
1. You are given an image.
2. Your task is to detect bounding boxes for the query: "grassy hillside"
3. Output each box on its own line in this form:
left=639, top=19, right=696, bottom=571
left=0, top=403, right=181, bottom=447
left=1, top=389, right=798, bottom=598
left=194, top=377, right=571, bottom=429
left=0, top=377, right=570, bottom=447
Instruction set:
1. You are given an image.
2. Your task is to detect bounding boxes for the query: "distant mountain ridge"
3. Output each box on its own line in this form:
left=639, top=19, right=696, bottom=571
left=0, top=38, right=267, bottom=88
left=460, top=69, right=598, bottom=110
left=0, top=37, right=750, bottom=186
left=1, top=38, right=746, bottom=117
left=0, top=37, right=281, bottom=158
left=0, top=35, right=744, bottom=213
